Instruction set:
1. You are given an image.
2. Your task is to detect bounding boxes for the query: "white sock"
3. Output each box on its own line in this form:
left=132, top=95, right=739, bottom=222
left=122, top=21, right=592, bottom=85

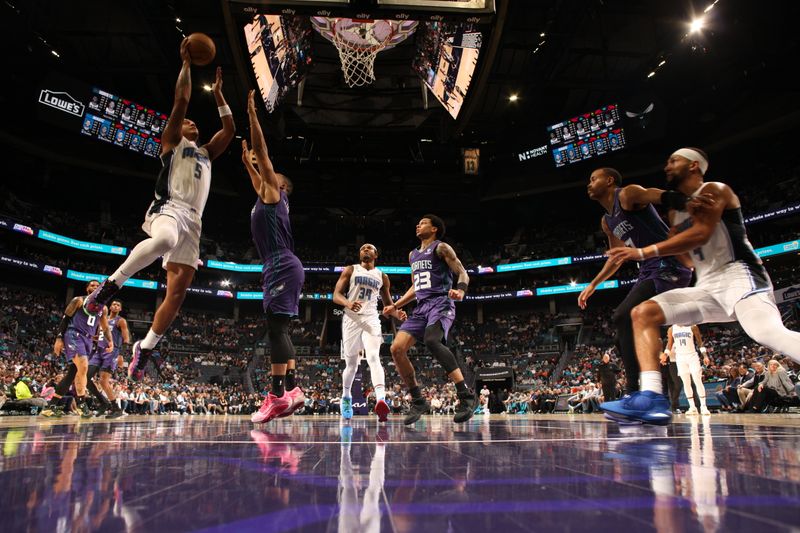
left=140, top=329, right=163, bottom=350
left=374, top=384, right=386, bottom=402
left=640, top=371, right=663, bottom=394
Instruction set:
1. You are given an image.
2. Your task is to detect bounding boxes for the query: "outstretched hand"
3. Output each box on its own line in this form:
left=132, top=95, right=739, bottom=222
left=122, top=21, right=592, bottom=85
left=180, top=38, right=192, bottom=64
left=606, top=246, right=640, bottom=266
left=247, top=89, right=256, bottom=115
left=212, top=66, right=223, bottom=96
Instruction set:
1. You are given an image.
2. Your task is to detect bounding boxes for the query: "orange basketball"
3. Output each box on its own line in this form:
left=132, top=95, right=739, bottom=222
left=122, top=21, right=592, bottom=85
left=185, top=33, right=216, bottom=66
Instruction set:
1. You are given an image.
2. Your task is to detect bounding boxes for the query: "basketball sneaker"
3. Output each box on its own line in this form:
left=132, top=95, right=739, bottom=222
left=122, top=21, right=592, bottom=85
left=84, top=279, right=121, bottom=314
left=454, top=392, right=476, bottom=423
left=106, top=405, right=124, bottom=419
left=685, top=405, right=699, bottom=415
left=128, top=341, right=152, bottom=382
left=403, top=398, right=431, bottom=425
left=374, top=399, right=390, bottom=422
left=600, top=390, right=672, bottom=426
left=251, top=393, right=291, bottom=423
left=700, top=406, right=711, bottom=416
left=277, top=387, right=306, bottom=418
left=340, top=396, right=354, bottom=420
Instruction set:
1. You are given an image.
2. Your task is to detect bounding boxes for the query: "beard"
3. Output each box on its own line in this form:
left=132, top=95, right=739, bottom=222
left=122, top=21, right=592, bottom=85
left=666, top=170, right=688, bottom=190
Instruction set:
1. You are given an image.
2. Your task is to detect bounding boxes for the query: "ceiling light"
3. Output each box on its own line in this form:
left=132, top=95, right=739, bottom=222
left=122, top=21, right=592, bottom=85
left=658, top=59, right=666, bottom=67
left=647, top=71, right=656, bottom=78
left=689, top=17, right=705, bottom=33
left=176, top=17, right=182, bottom=23
left=509, top=94, right=519, bottom=102
left=203, top=84, right=212, bottom=92
left=704, top=4, right=714, bottom=13
left=539, top=32, right=546, bottom=37
left=51, top=50, right=60, bottom=57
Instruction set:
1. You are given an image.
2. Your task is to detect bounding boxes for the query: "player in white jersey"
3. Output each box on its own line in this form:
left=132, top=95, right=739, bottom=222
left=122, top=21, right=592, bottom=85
left=85, top=39, right=235, bottom=381
left=602, top=147, right=800, bottom=424
left=664, top=325, right=710, bottom=415
left=333, top=244, right=405, bottom=422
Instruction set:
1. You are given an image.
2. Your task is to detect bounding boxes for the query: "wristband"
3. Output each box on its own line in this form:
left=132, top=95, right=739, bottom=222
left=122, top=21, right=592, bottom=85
left=663, top=349, right=671, bottom=357
left=456, top=282, right=468, bottom=293
left=651, top=244, right=660, bottom=257
left=699, top=346, right=707, bottom=354
left=218, top=105, right=232, bottom=117
left=637, top=248, right=645, bottom=261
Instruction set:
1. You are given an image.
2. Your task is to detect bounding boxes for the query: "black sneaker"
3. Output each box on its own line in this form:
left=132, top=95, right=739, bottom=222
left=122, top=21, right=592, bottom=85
left=454, top=393, right=476, bottom=423
left=403, top=398, right=431, bottom=425
left=80, top=402, right=93, bottom=418
left=105, top=406, right=124, bottom=419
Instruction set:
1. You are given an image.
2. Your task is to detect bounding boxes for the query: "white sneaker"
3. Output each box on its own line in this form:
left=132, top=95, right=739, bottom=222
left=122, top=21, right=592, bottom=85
left=685, top=406, right=699, bottom=415
left=700, top=407, right=711, bottom=415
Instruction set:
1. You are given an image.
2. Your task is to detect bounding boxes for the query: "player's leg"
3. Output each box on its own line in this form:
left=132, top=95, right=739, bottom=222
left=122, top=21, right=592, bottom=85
left=422, top=322, right=475, bottom=423
left=87, top=216, right=180, bottom=310
left=734, top=292, right=800, bottom=362
left=611, top=280, right=658, bottom=394
left=129, top=261, right=194, bottom=380
left=677, top=359, right=698, bottom=415
left=99, top=369, right=123, bottom=418
left=688, top=357, right=709, bottom=414
left=601, top=287, right=725, bottom=424
left=390, top=331, right=428, bottom=424
left=340, top=317, right=362, bottom=420
left=72, top=354, right=91, bottom=416
left=85, top=364, right=110, bottom=414
left=362, top=324, right=389, bottom=421
left=252, top=311, right=293, bottom=423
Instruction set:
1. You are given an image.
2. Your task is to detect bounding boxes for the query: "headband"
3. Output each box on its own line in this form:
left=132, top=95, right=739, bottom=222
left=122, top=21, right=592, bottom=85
left=672, top=148, right=709, bottom=175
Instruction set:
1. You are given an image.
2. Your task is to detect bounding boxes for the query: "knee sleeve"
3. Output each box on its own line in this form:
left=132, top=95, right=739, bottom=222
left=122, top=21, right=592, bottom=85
left=736, top=294, right=800, bottom=361
left=424, top=324, right=460, bottom=374
left=267, top=313, right=294, bottom=364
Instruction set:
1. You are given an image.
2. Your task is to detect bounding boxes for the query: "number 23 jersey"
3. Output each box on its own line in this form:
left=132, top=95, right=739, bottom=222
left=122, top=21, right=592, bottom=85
left=409, top=240, right=453, bottom=302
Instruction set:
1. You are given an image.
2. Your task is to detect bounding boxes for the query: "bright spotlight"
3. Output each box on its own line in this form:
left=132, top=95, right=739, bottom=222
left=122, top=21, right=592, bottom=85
left=689, top=17, right=705, bottom=33
left=508, top=94, right=519, bottom=102
left=203, top=84, right=213, bottom=92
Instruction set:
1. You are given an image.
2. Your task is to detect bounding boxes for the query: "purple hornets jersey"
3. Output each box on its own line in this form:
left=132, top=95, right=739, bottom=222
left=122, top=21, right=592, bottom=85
left=410, top=240, right=453, bottom=301
left=97, top=315, right=121, bottom=352
left=251, top=191, right=295, bottom=258
left=603, top=188, right=690, bottom=282
left=71, top=299, right=103, bottom=337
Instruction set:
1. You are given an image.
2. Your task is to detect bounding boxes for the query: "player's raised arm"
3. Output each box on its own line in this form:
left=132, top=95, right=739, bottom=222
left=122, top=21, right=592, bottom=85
left=161, top=39, right=192, bottom=155
left=246, top=90, right=281, bottom=204
left=436, top=243, right=468, bottom=301
left=203, top=67, right=235, bottom=161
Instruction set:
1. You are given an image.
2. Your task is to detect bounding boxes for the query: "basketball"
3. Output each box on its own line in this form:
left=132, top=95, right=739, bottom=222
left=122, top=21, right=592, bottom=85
left=185, top=33, right=216, bottom=66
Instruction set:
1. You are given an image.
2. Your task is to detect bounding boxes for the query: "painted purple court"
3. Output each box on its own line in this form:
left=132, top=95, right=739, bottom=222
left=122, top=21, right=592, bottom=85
left=1, top=414, right=798, bottom=532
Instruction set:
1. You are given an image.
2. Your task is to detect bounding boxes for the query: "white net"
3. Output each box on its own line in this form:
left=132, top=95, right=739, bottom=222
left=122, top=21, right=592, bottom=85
left=331, top=20, right=393, bottom=87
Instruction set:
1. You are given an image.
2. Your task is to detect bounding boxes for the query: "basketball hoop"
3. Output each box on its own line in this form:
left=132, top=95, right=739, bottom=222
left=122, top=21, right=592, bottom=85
left=312, top=17, right=418, bottom=88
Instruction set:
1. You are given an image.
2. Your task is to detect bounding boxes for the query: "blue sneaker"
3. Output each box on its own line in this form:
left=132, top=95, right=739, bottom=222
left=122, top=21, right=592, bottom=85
left=340, top=396, right=353, bottom=420
left=600, top=391, right=673, bottom=426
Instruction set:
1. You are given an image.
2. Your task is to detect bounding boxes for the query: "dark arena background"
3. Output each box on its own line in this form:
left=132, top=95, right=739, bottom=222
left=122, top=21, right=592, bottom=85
left=2, top=0, right=800, bottom=531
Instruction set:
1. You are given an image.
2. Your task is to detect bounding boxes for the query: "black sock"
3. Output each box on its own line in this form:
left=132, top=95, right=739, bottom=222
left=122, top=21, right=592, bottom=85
left=285, top=369, right=296, bottom=390
left=272, top=375, right=285, bottom=397
left=454, top=380, right=470, bottom=396
left=409, top=386, right=423, bottom=401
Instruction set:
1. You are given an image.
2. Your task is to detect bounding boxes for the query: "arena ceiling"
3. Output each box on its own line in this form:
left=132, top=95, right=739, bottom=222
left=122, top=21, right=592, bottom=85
left=2, top=0, right=797, bottom=211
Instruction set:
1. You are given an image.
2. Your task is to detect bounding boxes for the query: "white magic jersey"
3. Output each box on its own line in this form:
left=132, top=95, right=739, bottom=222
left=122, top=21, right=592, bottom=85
left=153, top=137, right=211, bottom=215
left=345, top=264, right=383, bottom=317
left=672, top=182, right=766, bottom=285
left=672, top=325, right=697, bottom=357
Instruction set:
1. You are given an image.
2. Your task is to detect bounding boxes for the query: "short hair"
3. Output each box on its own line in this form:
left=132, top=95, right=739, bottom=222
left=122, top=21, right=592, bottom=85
left=599, top=167, right=622, bottom=186
left=422, top=214, right=446, bottom=239
left=111, top=299, right=123, bottom=307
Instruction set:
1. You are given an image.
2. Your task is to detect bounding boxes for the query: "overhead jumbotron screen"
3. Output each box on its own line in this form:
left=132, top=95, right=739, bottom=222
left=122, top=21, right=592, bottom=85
left=414, top=22, right=482, bottom=119
left=547, top=104, right=626, bottom=168
left=244, top=14, right=312, bottom=113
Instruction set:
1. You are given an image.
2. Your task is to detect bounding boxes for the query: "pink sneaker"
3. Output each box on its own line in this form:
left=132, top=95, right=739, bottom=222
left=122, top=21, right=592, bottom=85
left=277, top=387, right=306, bottom=418
left=375, top=399, right=390, bottom=422
left=251, top=393, right=291, bottom=423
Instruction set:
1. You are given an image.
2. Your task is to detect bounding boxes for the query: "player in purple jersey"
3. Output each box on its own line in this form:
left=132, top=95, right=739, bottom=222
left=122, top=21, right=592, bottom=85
left=87, top=300, right=130, bottom=418
left=242, top=89, right=306, bottom=424
left=83, top=40, right=235, bottom=382
left=602, top=147, right=800, bottom=424
left=43, top=281, right=114, bottom=417
left=383, top=215, right=477, bottom=425
left=579, top=167, right=694, bottom=396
